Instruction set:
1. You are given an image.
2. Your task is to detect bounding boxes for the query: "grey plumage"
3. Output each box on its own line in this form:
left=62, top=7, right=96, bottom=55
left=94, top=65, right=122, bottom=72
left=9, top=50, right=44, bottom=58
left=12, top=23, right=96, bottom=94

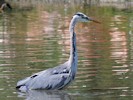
left=16, top=12, right=100, bottom=91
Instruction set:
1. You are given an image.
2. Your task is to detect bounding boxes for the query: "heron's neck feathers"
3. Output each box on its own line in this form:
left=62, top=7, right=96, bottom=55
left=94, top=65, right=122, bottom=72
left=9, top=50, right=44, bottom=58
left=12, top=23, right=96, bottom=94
left=69, top=17, right=77, bottom=33
left=68, top=17, right=78, bottom=71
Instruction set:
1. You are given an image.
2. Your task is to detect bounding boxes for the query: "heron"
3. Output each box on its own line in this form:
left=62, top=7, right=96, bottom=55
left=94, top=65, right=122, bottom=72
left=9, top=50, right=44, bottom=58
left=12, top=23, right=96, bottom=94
left=16, top=12, right=100, bottom=91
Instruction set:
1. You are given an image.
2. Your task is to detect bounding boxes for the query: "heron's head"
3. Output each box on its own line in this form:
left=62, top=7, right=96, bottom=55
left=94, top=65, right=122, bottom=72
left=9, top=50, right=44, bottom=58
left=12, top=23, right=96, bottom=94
left=73, top=12, right=100, bottom=23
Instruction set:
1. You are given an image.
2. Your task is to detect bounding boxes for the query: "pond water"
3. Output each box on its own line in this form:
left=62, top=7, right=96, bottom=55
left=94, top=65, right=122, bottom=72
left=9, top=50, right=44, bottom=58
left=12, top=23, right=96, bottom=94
left=0, top=1, right=133, bottom=100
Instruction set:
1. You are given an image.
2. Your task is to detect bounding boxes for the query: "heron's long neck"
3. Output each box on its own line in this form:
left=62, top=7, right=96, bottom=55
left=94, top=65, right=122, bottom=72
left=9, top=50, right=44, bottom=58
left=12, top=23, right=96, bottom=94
left=68, top=17, right=78, bottom=74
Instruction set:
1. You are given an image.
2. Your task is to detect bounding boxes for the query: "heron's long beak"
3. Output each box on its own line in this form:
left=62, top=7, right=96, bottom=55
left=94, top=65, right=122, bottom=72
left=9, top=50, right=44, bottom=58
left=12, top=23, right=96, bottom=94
left=90, top=18, right=101, bottom=24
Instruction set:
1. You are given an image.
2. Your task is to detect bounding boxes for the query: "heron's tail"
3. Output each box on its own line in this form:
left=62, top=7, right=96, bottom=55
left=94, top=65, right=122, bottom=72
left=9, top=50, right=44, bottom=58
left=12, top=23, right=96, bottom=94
left=16, top=77, right=30, bottom=90
left=16, top=85, right=29, bottom=92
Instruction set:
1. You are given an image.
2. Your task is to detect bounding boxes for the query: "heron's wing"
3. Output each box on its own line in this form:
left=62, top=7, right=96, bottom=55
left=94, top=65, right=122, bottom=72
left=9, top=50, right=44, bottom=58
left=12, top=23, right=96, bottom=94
left=16, top=70, right=47, bottom=89
left=28, top=73, right=70, bottom=90
left=16, top=61, right=70, bottom=90
left=51, top=61, right=70, bottom=74
left=17, top=69, right=70, bottom=90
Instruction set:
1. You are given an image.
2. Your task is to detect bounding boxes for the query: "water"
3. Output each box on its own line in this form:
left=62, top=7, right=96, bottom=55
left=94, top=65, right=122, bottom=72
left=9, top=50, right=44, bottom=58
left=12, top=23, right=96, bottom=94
left=0, top=1, right=133, bottom=100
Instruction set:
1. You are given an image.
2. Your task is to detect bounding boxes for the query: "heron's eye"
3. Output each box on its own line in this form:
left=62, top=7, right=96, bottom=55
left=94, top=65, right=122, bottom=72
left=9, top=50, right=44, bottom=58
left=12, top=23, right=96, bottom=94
left=84, top=17, right=89, bottom=20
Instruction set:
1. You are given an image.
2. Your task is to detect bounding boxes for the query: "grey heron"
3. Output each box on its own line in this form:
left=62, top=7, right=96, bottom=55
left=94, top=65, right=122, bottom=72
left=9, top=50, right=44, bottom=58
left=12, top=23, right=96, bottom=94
left=16, top=12, right=100, bottom=91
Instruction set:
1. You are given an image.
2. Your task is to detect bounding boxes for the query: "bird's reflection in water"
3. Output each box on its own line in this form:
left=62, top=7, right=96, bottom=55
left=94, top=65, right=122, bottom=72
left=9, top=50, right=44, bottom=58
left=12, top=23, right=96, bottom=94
left=17, top=90, right=73, bottom=100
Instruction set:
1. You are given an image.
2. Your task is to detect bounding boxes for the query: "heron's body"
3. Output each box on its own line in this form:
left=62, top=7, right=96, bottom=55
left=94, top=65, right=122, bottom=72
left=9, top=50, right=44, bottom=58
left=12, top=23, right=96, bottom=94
left=16, top=12, right=100, bottom=91
left=17, top=60, right=77, bottom=90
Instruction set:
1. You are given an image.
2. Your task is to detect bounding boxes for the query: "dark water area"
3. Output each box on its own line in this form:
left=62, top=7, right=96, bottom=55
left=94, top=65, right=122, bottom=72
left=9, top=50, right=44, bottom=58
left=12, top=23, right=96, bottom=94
left=0, top=1, right=133, bottom=100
